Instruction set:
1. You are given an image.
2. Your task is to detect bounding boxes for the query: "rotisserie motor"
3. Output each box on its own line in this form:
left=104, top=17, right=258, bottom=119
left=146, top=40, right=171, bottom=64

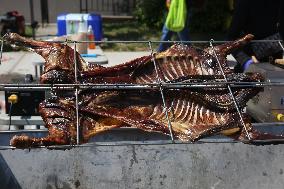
left=3, top=33, right=282, bottom=148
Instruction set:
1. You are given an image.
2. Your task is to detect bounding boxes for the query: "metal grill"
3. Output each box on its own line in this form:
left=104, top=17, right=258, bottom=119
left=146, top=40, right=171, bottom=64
left=0, top=37, right=284, bottom=150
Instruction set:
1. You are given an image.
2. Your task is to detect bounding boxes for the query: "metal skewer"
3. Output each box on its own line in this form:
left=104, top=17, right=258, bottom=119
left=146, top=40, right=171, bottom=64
left=148, top=41, right=175, bottom=142
left=30, top=39, right=284, bottom=44
left=1, top=81, right=284, bottom=91
left=73, top=42, right=80, bottom=145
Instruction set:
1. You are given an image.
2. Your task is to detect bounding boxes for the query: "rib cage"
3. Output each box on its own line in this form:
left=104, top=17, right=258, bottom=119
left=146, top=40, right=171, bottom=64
left=134, top=49, right=217, bottom=84
left=146, top=93, right=237, bottom=140
left=149, top=97, right=228, bottom=126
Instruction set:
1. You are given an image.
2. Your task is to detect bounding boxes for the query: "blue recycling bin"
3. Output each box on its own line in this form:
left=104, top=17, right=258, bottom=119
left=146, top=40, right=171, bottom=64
left=57, top=13, right=103, bottom=41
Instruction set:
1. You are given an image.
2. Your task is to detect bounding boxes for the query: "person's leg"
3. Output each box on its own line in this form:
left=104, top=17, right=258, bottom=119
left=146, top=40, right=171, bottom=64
left=177, top=12, right=191, bottom=47
left=157, top=24, right=174, bottom=52
left=177, top=27, right=190, bottom=46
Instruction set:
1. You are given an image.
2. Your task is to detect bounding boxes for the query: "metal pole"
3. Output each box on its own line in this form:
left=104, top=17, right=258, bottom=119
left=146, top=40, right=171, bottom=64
left=2, top=81, right=284, bottom=91
left=80, top=0, right=83, bottom=13
left=17, top=39, right=283, bottom=44
left=40, top=0, right=49, bottom=25
left=0, top=39, right=3, bottom=65
left=148, top=41, right=175, bottom=142
left=74, top=42, right=80, bottom=145
left=86, top=0, right=89, bottom=13
left=29, top=0, right=36, bottom=39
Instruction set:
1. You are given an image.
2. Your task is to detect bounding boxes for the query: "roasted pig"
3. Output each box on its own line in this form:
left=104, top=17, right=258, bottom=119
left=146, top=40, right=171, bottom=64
left=4, top=33, right=282, bottom=148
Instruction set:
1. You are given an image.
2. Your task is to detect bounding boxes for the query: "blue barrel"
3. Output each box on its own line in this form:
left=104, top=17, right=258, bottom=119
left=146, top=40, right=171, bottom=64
left=57, top=13, right=103, bottom=41
left=57, top=13, right=67, bottom=36
left=87, top=13, right=103, bottom=41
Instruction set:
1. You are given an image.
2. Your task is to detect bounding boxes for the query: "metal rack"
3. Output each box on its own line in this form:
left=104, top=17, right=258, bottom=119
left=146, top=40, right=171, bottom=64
left=0, top=37, right=284, bottom=149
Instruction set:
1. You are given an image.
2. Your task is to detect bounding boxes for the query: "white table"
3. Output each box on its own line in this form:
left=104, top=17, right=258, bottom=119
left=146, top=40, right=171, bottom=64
left=83, top=46, right=108, bottom=65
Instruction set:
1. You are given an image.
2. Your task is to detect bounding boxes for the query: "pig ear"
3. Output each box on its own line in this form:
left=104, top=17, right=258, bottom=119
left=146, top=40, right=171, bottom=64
left=204, top=34, right=254, bottom=56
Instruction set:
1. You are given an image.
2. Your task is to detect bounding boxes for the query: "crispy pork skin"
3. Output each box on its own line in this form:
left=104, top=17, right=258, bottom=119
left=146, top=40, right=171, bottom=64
left=4, top=33, right=281, bottom=148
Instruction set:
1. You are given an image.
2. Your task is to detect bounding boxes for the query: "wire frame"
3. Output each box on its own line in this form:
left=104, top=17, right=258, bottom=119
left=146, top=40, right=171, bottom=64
left=0, top=37, right=284, bottom=149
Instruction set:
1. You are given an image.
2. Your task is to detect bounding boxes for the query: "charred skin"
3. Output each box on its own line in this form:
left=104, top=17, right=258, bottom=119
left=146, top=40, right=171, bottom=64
left=4, top=33, right=280, bottom=148
left=10, top=97, right=77, bottom=148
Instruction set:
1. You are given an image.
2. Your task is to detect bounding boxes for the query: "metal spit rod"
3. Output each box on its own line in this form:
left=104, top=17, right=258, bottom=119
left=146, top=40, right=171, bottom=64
left=73, top=42, right=80, bottom=145
left=209, top=39, right=252, bottom=141
left=148, top=41, right=175, bottom=142
left=0, top=81, right=284, bottom=91
left=33, top=39, right=283, bottom=44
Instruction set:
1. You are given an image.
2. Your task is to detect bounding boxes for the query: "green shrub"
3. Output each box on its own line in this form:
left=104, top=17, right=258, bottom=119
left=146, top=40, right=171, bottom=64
left=191, top=0, right=232, bottom=33
left=134, top=0, right=232, bottom=33
left=134, top=0, right=166, bottom=29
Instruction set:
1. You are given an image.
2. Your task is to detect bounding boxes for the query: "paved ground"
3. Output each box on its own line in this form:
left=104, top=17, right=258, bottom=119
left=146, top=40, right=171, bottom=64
left=36, top=23, right=58, bottom=37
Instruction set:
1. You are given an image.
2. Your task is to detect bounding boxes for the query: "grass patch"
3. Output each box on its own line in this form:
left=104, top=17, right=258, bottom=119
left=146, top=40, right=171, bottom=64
left=101, top=21, right=161, bottom=51
left=24, top=25, right=33, bottom=37
left=101, top=20, right=227, bottom=51
left=1, top=20, right=227, bottom=52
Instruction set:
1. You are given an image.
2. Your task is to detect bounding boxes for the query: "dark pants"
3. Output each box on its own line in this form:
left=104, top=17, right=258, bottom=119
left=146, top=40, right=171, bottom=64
left=157, top=12, right=191, bottom=52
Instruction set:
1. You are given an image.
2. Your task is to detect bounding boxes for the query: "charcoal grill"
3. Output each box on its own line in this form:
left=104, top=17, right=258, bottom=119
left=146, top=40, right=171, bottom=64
left=0, top=37, right=284, bottom=150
